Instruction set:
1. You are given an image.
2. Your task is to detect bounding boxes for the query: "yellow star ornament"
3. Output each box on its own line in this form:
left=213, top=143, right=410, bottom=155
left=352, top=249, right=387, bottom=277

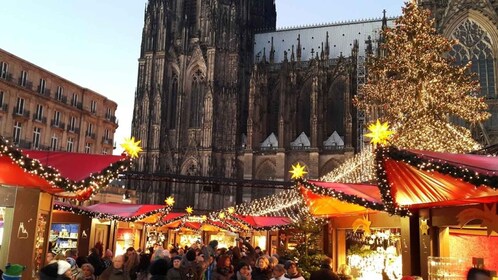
left=165, top=196, right=175, bottom=206
left=227, top=207, right=235, bottom=214
left=121, top=137, right=143, bottom=158
left=365, top=120, right=395, bottom=146
left=289, top=163, right=307, bottom=180
left=218, top=212, right=226, bottom=219
left=186, top=206, right=194, bottom=215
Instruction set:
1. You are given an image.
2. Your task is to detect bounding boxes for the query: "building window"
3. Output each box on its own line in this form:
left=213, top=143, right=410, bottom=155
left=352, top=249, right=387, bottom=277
left=189, top=70, right=204, bottom=128
left=66, top=137, right=74, bottom=152
left=0, top=91, right=4, bottom=106
left=84, top=142, right=92, bottom=154
left=33, top=127, right=41, bottom=149
left=15, top=97, right=25, bottom=114
left=106, top=107, right=112, bottom=119
left=69, top=116, right=77, bottom=131
left=169, top=76, right=178, bottom=129
left=39, top=79, right=46, bottom=94
left=13, top=121, right=22, bottom=144
left=71, top=93, right=78, bottom=107
left=20, top=71, right=28, bottom=87
left=56, top=86, right=64, bottom=101
left=104, top=128, right=110, bottom=140
left=90, top=100, right=97, bottom=114
left=53, top=111, right=61, bottom=126
left=449, top=19, right=496, bottom=98
left=87, top=123, right=94, bottom=136
left=50, top=134, right=58, bottom=151
left=35, top=104, right=44, bottom=121
left=0, top=62, right=8, bottom=79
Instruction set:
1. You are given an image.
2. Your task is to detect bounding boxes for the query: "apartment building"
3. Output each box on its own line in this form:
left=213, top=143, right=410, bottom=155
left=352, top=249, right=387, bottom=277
left=0, top=48, right=118, bottom=154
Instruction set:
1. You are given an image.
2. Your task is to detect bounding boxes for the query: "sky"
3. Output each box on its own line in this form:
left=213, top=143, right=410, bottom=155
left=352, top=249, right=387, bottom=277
left=1, top=0, right=405, bottom=154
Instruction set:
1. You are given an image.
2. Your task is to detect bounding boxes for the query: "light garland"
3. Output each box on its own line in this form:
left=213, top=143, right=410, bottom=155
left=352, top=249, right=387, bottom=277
left=320, top=145, right=376, bottom=183
left=0, top=136, right=131, bottom=200
left=53, top=203, right=173, bottom=222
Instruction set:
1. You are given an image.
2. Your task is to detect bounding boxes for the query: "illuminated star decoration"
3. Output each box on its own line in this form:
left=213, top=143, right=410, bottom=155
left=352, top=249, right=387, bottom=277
left=186, top=206, right=194, bottom=215
left=289, top=163, right=308, bottom=180
left=218, top=212, right=226, bottom=219
left=201, top=215, right=207, bottom=221
left=365, top=120, right=395, bottom=146
left=228, top=207, right=235, bottom=214
left=164, top=196, right=175, bottom=206
left=120, top=137, right=143, bottom=158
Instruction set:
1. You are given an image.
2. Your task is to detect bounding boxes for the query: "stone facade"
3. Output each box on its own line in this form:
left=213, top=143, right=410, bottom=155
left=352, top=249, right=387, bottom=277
left=132, top=0, right=498, bottom=210
left=0, top=48, right=118, bottom=154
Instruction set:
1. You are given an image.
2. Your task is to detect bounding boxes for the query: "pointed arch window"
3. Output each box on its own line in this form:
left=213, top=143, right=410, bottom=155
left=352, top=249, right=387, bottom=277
left=449, top=19, right=496, bottom=98
left=169, top=75, right=178, bottom=129
left=189, top=69, right=204, bottom=128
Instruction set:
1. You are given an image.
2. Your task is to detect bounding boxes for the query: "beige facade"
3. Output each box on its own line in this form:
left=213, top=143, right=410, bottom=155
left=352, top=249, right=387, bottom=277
left=0, top=48, right=118, bottom=154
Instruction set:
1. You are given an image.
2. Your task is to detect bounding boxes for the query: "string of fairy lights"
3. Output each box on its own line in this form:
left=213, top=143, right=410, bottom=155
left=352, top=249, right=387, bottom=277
left=0, top=136, right=131, bottom=199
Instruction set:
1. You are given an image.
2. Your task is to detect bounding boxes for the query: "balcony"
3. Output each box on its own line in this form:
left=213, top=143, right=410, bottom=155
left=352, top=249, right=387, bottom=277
left=18, top=78, right=33, bottom=90
left=0, top=103, right=8, bottom=113
left=66, top=126, right=80, bottom=134
left=37, top=87, right=51, bottom=97
left=50, top=120, right=65, bottom=130
left=85, top=132, right=96, bottom=139
left=1, top=73, right=13, bottom=82
left=102, top=137, right=113, bottom=145
left=12, top=107, right=30, bottom=119
left=57, top=96, right=68, bottom=104
left=16, top=140, right=32, bottom=149
left=32, top=115, right=47, bottom=124
left=105, top=114, right=118, bottom=125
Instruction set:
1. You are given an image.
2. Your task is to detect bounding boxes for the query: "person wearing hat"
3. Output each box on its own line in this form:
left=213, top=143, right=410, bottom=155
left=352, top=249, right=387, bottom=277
left=57, top=260, right=73, bottom=280
left=166, top=256, right=182, bottom=280
left=149, top=258, right=168, bottom=280
left=40, top=262, right=58, bottom=280
left=283, top=261, right=304, bottom=280
left=230, top=262, right=252, bottom=280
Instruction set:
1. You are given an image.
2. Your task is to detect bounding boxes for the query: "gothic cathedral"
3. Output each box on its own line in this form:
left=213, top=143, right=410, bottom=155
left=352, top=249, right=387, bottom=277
left=132, top=0, right=498, bottom=209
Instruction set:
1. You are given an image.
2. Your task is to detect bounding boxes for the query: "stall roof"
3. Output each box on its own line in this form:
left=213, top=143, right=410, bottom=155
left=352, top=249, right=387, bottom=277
left=24, top=150, right=127, bottom=182
left=236, top=215, right=292, bottom=229
left=0, top=155, right=57, bottom=192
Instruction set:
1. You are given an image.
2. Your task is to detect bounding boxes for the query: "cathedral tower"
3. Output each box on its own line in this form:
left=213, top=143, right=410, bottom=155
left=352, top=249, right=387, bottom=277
left=131, top=0, right=276, bottom=207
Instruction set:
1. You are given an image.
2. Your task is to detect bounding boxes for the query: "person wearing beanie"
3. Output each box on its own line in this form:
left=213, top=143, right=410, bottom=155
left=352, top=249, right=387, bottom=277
left=283, top=261, right=304, bottom=280
left=230, top=262, right=252, bottom=280
left=166, top=256, right=182, bottom=280
left=40, top=263, right=59, bottom=280
left=57, top=260, right=73, bottom=280
left=77, top=263, right=95, bottom=280
left=180, top=250, right=207, bottom=280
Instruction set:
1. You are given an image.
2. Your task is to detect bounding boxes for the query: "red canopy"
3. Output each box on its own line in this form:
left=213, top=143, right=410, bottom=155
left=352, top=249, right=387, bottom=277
left=0, top=155, right=58, bottom=193
left=236, top=215, right=291, bottom=229
left=23, top=150, right=127, bottom=182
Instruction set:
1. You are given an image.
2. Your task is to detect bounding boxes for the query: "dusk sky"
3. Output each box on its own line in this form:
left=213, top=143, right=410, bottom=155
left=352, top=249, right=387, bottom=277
left=1, top=0, right=405, bottom=153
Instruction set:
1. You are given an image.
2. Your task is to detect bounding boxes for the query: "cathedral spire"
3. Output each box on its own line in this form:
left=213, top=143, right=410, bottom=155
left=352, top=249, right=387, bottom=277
left=296, top=34, right=302, bottom=62
left=270, top=37, right=275, bottom=63
left=262, top=47, right=267, bottom=63
left=382, top=9, right=388, bottom=30
left=320, top=42, right=324, bottom=60
left=325, top=31, right=330, bottom=60
left=291, top=45, right=295, bottom=62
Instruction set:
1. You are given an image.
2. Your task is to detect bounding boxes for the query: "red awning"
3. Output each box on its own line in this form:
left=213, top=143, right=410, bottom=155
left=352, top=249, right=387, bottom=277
left=385, top=158, right=498, bottom=208
left=23, top=150, right=126, bottom=182
left=308, top=181, right=383, bottom=203
left=84, top=203, right=166, bottom=218
left=0, top=155, right=60, bottom=193
left=408, top=149, right=498, bottom=175
left=235, top=215, right=291, bottom=229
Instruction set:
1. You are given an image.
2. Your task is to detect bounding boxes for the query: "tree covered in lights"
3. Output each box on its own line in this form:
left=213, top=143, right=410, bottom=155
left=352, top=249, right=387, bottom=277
left=355, top=2, right=490, bottom=153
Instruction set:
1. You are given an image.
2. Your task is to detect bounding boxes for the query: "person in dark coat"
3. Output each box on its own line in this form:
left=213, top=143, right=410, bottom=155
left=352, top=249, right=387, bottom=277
left=212, top=255, right=234, bottom=280
left=252, top=257, right=271, bottom=280
left=309, top=258, right=339, bottom=280
left=229, top=262, right=252, bottom=280
left=149, top=258, right=169, bottom=280
left=87, top=248, right=105, bottom=276
left=466, top=268, right=491, bottom=280
left=166, top=256, right=182, bottom=280
left=100, top=256, right=130, bottom=280
left=40, top=262, right=59, bottom=280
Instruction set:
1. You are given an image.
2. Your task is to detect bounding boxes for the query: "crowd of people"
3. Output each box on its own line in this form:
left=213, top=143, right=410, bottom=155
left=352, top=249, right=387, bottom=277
left=36, top=240, right=494, bottom=280
left=36, top=239, right=344, bottom=280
